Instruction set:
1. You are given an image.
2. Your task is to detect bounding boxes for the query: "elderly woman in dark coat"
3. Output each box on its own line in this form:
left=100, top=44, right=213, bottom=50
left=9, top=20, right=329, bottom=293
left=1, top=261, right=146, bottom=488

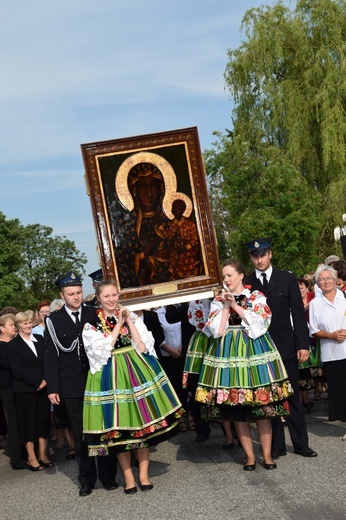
left=8, top=311, right=52, bottom=470
left=0, top=313, right=27, bottom=469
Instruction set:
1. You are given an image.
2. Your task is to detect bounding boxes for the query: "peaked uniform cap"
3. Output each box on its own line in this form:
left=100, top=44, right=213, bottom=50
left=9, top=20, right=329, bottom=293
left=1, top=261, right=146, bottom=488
left=88, top=268, right=104, bottom=282
left=246, top=237, right=272, bottom=256
left=55, top=271, right=82, bottom=289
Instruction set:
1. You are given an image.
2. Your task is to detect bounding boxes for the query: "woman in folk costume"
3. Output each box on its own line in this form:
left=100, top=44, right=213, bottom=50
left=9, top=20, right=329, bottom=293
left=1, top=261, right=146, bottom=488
left=183, top=299, right=212, bottom=388
left=82, top=280, right=184, bottom=494
left=184, top=298, right=236, bottom=448
left=195, top=259, right=292, bottom=470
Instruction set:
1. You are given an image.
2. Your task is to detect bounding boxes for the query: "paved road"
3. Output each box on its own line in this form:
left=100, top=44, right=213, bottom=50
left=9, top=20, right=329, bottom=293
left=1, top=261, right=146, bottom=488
left=0, top=397, right=345, bottom=520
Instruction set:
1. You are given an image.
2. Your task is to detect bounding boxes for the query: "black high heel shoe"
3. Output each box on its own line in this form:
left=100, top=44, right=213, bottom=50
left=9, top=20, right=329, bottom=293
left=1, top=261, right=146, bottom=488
left=27, top=461, right=44, bottom=472
left=38, top=459, right=54, bottom=468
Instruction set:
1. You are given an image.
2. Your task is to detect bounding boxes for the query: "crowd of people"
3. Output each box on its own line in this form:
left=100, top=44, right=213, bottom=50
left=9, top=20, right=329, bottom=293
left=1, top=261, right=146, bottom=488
left=0, top=239, right=346, bottom=496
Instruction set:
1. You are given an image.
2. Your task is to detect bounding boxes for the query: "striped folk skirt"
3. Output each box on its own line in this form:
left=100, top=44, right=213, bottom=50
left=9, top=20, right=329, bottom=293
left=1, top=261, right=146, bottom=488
left=182, top=331, right=212, bottom=388
left=83, top=345, right=185, bottom=455
left=195, top=326, right=293, bottom=419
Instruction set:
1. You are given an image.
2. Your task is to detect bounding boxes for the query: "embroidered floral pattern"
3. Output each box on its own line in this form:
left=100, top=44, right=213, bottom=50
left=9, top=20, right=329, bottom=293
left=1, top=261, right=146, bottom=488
left=188, top=299, right=211, bottom=335
left=89, top=446, right=108, bottom=456
left=132, top=419, right=168, bottom=438
left=96, top=308, right=132, bottom=345
left=182, top=372, right=188, bottom=388
left=125, top=441, right=149, bottom=450
left=206, top=289, right=272, bottom=337
left=195, top=381, right=293, bottom=407
left=101, top=430, right=122, bottom=441
left=252, top=400, right=290, bottom=418
left=175, top=409, right=185, bottom=419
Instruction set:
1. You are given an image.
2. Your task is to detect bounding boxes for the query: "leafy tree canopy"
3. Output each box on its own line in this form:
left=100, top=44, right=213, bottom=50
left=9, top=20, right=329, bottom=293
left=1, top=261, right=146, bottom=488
left=0, top=213, right=87, bottom=310
left=206, top=0, right=346, bottom=273
left=225, top=0, right=346, bottom=191
left=205, top=133, right=323, bottom=274
left=0, top=213, right=25, bottom=308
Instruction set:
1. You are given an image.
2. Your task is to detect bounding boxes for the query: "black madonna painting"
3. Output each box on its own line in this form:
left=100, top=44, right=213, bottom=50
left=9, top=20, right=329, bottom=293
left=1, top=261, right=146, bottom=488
left=81, top=127, right=221, bottom=309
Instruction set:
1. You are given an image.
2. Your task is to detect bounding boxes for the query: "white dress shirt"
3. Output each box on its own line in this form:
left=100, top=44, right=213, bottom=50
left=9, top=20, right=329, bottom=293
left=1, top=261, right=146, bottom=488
left=309, top=289, right=346, bottom=362
left=255, top=265, right=273, bottom=285
left=64, top=305, right=82, bottom=323
left=156, top=307, right=182, bottom=357
left=21, top=334, right=38, bottom=356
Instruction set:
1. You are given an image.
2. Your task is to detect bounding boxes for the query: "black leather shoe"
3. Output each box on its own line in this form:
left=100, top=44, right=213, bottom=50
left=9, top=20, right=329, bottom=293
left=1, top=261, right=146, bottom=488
left=243, top=463, right=256, bottom=471
left=294, top=447, right=318, bottom=457
left=271, top=449, right=287, bottom=459
left=263, top=462, right=277, bottom=470
left=124, top=486, right=137, bottom=495
left=195, top=430, right=211, bottom=443
left=139, top=482, right=154, bottom=491
left=79, top=485, right=92, bottom=497
left=103, top=480, right=119, bottom=491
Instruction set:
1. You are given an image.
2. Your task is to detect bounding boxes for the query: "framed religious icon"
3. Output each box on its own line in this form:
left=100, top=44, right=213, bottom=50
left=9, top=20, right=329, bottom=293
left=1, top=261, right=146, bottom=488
left=81, top=127, right=221, bottom=310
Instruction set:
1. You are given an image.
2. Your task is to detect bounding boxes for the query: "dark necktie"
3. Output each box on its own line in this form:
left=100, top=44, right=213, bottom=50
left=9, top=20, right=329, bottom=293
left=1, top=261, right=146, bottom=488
left=72, top=311, right=80, bottom=327
left=261, top=272, right=268, bottom=289
left=72, top=311, right=88, bottom=375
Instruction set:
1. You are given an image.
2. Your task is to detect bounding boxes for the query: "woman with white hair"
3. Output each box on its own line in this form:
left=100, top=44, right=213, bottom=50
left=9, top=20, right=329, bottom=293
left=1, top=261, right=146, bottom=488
left=309, top=265, right=346, bottom=423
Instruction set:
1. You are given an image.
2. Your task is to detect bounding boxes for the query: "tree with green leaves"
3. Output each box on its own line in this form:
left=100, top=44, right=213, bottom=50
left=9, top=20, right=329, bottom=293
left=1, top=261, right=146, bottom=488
left=206, top=0, right=346, bottom=271
left=0, top=213, right=87, bottom=310
left=18, top=224, right=87, bottom=308
left=0, top=213, right=25, bottom=309
left=205, top=133, right=322, bottom=274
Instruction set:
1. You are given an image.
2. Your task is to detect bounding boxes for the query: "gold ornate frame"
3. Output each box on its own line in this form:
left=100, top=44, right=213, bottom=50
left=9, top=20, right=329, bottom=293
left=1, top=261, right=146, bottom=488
left=81, top=127, right=221, bottom=310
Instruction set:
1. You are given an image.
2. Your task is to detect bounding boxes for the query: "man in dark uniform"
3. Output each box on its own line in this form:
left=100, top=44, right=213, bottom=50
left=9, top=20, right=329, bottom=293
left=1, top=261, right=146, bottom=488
left=245, top=238, right=317, bottom=458
left=44, top=271, right=117, bottom=496
left=84, top=268, right=103, bottom=307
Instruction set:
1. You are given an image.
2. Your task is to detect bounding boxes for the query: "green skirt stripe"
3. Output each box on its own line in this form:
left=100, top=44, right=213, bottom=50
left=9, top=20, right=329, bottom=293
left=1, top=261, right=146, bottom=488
left=198, top=329, right=287, bottom=390
left=83, top=348, right=185, bottom=455
left=195, top=328, right=293, bottom=408
left=183, top=331, right=212, bottom=375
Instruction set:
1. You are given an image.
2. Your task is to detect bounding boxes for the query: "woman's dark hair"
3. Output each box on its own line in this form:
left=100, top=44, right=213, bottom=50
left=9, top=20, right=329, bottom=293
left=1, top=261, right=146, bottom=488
left=222, top=259, right=246, bottom=277
left=297, top=277, right=309, bottom=288
left=95, top=280, right=119, bottom=298
left=0, top=306, right=19, bottom=317
left=336, top=268, right=346, bottom=283
left=331, top=259, right=346, bottom=272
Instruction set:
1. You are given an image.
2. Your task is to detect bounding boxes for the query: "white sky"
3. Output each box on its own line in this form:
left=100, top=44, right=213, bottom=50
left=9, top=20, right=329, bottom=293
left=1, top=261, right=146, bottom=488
left=0, top=0, right=290, bottom=295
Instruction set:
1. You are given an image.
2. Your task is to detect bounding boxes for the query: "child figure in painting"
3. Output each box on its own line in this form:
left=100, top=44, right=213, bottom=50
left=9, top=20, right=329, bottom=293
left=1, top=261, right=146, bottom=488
left=162, top=199, right=201, bottom=279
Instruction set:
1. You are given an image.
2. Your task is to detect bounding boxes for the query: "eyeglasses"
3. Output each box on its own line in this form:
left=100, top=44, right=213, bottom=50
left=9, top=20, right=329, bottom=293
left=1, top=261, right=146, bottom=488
left=318, top=277, right=334, bottom=283
left=39, top=310, right=50, bottom=315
